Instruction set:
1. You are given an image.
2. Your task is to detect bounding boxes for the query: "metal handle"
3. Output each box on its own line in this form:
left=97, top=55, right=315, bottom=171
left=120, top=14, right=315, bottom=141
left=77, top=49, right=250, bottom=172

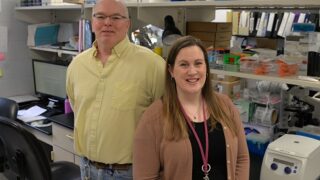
left=66, top=134, right=74, bottom=140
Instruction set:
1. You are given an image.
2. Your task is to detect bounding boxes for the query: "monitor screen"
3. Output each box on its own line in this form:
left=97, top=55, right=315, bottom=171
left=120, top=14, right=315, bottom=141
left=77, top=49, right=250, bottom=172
left=32, top=60, right=67, bottom=100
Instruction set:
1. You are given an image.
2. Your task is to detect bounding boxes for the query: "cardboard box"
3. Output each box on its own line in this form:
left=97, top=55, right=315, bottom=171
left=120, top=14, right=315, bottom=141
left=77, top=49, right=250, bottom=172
left=216, top=23, right=233, bottom=32
left=215, top=32, right=232, bottom=41
left=187, top=22, right=217, bottom=33
left=214, top=41, right=230, bottom=49
left=212, top=80, right=241, bottom=99
left=187, top=22, right=232, bottom=33
left=188, top=32, right=215, bottom=41
left=211, top=73, right=240, bottom=82
left=256, top=38, right=277, bottom=50
left=201, top=40, right=231, bottom=49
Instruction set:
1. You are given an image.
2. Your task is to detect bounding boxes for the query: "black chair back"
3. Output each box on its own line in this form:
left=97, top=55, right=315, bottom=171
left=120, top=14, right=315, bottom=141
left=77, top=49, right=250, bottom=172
left=0, top=116, right=52, bottom=180
left=0, top=97, right=18, bottom=120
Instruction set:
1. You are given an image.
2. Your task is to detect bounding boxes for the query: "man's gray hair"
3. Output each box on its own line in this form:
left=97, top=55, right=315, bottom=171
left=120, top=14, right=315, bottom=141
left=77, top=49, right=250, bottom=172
left=93, top=0, right=129, bottom=17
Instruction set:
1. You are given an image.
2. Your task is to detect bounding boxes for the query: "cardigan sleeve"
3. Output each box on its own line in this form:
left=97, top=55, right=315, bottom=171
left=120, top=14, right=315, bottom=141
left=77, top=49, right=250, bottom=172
left=133, top=101, right=162, bottom=180
left=226, top=96, right=250, bottom=180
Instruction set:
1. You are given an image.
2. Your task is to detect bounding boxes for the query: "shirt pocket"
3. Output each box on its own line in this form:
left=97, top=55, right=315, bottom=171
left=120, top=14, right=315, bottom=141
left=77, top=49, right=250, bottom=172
left=111, top=82, right=139, bottom=110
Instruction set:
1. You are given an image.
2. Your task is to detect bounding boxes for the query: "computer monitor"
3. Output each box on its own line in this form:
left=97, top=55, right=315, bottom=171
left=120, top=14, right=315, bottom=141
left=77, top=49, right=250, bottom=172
left=32, top=59, right=67, bottom=103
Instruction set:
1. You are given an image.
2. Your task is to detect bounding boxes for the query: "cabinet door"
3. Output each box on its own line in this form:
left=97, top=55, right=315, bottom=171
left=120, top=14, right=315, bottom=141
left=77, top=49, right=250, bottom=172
left=52, top=123, right=75, bottom=153
left=53, top=145, right=75, bottom=163
left=74, top=155, right=81, bottom=166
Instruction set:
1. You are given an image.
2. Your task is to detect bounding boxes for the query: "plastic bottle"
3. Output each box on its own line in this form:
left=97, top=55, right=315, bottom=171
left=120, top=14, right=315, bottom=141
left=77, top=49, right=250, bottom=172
left=64, top=98, right=72, bottom=114
left=153, top=35, right=163, bottom=57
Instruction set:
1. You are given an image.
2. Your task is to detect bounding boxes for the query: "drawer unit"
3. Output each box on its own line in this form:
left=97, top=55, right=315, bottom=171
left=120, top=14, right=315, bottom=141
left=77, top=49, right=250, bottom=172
left=52, top=123, right=74, bottom=153
left=52, top=122, right=79, bottom=164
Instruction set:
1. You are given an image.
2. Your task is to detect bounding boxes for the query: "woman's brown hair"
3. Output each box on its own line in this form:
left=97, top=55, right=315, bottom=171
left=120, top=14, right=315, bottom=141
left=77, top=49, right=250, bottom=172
left=163, top=35, right=238, bottom=141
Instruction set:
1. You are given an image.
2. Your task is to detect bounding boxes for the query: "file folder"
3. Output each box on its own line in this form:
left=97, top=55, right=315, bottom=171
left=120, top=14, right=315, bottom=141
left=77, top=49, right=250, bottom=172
left=27, top=23, right=60, bottom=47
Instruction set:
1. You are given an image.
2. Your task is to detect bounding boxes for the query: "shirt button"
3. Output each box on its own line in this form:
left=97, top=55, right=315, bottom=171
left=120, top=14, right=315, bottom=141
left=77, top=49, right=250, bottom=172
left=227, top=160, right=230, bottom=164
left=228, top=176, right=231, bottom=180
left=226, top=144, right=230, bottom=148
left=223, top=126, right=227, bottom=130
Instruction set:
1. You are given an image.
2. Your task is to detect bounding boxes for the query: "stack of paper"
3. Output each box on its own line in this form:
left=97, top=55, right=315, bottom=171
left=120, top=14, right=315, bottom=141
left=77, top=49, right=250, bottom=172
left=17, top=105, right=47, bottom=123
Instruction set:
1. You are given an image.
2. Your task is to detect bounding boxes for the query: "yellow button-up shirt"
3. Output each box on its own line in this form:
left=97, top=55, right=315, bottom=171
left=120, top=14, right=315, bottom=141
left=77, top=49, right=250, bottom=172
left=66, top=37, right=165, bottom=164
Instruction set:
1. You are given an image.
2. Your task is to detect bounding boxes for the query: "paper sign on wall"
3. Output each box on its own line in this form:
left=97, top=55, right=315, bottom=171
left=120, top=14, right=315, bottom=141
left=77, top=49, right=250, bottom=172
left=0, top=26, right=8, bottom=52
left=0, top=52, right=4, bottom=61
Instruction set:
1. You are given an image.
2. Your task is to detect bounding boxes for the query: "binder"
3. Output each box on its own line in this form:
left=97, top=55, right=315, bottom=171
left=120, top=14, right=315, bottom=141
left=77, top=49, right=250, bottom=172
left=293, top=12, right=300, bottom=23
left=232, top=11, right=240, bottom=35
left=283, top=12, right=295, bottom=37
left=297, top=13, right=306, bottom=23
left=257, top=12, right=269, bottom=37
left=266, top=12, right=277, bottom=37
left=272, top=12, right=283, bottom=38
left=249, top=12, right=260, bottom=36
left=238, top=11, right=250, bottom=36
left=277, top=12, right=289, bottom=37
left=254, top=12, right=262, bottom=36
left=307, top=13, right=320, bottom=32
left=27, top=23, right=60, bottom=47
left=84, top=20, right=93, bottom=50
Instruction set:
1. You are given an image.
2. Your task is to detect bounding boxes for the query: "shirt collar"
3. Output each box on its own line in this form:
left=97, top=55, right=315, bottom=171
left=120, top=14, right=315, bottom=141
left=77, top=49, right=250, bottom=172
left=91, top=36, right=130, bottom=58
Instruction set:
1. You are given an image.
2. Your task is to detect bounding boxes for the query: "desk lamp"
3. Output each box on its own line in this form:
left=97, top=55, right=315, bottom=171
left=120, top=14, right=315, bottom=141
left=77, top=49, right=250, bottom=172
left=162, top=15, right=182, bottom=46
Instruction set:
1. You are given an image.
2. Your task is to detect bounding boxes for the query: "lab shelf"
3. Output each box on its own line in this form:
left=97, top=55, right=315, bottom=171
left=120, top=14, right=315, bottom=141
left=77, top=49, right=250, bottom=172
left=30, top=46, right=79, bottom=56
left=210, top=69, right=320, bottom=90
left=15, top=0, right=320, bottom=10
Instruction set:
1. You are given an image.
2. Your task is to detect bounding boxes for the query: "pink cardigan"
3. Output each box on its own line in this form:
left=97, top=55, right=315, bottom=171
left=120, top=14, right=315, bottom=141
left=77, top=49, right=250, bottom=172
left=133, top=93, right=250, bottom=180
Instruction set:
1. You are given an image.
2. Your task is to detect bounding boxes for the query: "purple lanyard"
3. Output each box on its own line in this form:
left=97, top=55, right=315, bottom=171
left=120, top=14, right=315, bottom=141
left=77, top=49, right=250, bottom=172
left=179, top=98, right=210, bottom=174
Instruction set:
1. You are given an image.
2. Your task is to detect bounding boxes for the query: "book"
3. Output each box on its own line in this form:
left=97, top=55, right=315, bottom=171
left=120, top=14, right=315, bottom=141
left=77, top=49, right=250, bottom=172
left=232, top=11, right=240, bottom=35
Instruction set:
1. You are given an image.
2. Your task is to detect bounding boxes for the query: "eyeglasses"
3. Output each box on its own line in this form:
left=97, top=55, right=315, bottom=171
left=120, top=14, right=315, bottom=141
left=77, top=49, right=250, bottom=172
left=93, top=13, right=128, bottom=23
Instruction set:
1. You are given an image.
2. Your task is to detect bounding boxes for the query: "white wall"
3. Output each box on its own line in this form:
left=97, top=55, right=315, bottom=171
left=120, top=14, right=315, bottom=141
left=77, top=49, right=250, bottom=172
left=0, top=0, right=34, bottom=97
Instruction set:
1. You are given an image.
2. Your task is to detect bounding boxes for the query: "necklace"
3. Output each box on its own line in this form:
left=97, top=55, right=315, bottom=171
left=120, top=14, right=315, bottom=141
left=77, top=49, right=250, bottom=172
left=180, top=98, right=211, bottom=180
left=188, top=100, right=201, bottom=122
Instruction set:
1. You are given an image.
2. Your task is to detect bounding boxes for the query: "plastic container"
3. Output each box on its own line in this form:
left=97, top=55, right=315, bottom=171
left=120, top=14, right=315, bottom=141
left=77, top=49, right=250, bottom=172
left=246, top=133, right=270, bottom=157
left=212, top=79, right=241, bottom=99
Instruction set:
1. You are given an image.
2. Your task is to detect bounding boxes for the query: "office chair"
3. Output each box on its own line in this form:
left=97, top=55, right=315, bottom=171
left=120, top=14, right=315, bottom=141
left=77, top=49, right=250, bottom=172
left=0, top=116, right=81, bottom=180
left=0, top=97, right=18, bottom=120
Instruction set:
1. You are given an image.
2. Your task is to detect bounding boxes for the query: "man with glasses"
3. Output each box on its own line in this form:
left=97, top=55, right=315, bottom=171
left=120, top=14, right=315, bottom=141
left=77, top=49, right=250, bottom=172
left=66, top=0, right=166, bottom=179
